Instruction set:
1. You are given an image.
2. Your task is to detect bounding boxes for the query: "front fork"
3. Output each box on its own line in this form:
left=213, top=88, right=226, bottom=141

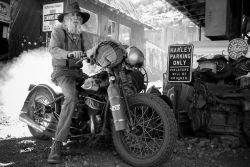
left=107, top=79, right=127, bottom=131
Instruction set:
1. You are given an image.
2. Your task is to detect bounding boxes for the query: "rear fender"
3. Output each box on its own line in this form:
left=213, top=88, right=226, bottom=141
left=21, top=84, right=62, bottom=113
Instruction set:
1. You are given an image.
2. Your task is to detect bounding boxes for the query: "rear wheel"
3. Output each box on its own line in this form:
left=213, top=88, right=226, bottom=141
left=27, top=87, right=58, bottom=140
left=112, top=94, right=177, bottom=167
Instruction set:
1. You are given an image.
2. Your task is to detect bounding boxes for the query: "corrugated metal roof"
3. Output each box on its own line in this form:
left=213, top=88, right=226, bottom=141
left=94, top=0, right=152, bottom=28
left=99, top=0, right=139, bottom=20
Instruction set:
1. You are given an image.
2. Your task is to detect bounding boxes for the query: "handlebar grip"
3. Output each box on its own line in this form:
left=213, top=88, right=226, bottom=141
left=81, top=52, right=87, bottom=58
left=67, top=53, right=75, bottom=59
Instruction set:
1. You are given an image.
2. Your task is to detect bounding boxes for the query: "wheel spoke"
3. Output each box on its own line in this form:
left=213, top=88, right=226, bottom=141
left=141, top=132, right=157, bottom=153
left=131, top=106, right=149, bottom=126
left=145, top=124, right=164, bottom=133
left=144, top=129, right=162, bottom=148
left=31, top=96, right=54, bottom=129
left=130, top=108, right=140, bottom=125
left=121, top=102, right=166, bottom=159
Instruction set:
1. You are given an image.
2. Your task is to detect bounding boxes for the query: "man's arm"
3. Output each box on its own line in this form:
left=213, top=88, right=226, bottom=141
left=49, top=27, right=69, bottom=59
left=81, top=31, right=98, bottom=58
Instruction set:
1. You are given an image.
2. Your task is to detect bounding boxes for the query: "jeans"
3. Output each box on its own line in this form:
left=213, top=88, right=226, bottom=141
left=54, top=75, right=78, bottom=142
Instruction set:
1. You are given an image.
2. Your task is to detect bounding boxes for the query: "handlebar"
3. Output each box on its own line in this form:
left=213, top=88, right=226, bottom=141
left=75, top=53, right=89, bottom=64
left=67, top=51, right=87, bottom=59
left=68, top=51, right=95, bottom=65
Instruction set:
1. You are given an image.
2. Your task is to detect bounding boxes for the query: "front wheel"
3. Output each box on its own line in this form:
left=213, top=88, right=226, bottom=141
left=112, top=93, right=177, bottom=167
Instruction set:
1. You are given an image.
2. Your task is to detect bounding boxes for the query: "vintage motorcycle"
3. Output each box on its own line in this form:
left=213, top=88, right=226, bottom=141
left=161, top=54, right=250, bottom=142
left=19, top=41, right=177, bottom=167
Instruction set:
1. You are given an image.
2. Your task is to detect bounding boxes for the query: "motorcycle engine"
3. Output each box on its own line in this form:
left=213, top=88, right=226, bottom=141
left=85, top=96, right=105, bottom=115
left=81, top=78, right=100, bottom=91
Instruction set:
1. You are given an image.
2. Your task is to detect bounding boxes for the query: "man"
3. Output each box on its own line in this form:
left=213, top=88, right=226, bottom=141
left=47, top=2, right=96, bottom=164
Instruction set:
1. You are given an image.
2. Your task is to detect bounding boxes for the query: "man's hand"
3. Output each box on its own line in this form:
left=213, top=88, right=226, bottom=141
left=67, top=51, right=83, bottom=59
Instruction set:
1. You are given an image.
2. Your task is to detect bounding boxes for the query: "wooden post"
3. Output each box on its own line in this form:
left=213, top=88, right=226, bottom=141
left=199, top=23, right=201, bottom=41
left=46, top=32, right=48, bottom=48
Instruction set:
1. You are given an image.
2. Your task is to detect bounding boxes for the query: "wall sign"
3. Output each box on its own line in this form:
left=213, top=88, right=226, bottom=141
left=228, top=38, right=248, bottom=60
left=43, top=2, right=64, bottom=32
left=167, top=44, right=193, bottom=82
left=0, top=1, right=10, bottom=23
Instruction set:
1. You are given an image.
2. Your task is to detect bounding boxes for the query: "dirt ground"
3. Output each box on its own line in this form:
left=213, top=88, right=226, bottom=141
left=1, top=109, right=250, bottom=167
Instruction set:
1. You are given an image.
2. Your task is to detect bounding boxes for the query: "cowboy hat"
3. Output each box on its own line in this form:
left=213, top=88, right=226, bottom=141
left=57, top=2, right=90, bottom=24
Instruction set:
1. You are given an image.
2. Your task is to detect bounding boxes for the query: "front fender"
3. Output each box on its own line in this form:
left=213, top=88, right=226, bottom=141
left=159, top=94, right=173, bottom=109
left=20, top=84, right=62, bottom=113
left=147, top=85, right=173, bottom=108
left=146, top=85, right=161, bottom=95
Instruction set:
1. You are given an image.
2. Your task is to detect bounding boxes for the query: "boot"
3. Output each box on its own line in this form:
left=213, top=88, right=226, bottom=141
left=47, top=140, right=62, bottom=164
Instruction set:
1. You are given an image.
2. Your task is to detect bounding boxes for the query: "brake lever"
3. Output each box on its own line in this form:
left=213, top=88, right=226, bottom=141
left=75, top=53, right=89, bottom=64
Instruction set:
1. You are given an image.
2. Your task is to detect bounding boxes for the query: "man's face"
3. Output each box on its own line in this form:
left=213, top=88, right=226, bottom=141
left=64, top=12, right=83, bottom=34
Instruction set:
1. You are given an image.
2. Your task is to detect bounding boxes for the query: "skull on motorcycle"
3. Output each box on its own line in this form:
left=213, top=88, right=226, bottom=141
left=125, top=46, right=144, bottom=67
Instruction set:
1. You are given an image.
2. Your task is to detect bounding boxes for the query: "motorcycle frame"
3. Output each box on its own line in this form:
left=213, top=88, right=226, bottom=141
left=20, top=65, right=142, bottom=139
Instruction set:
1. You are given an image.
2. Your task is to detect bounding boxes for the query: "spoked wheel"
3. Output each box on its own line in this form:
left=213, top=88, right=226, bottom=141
left=27, top=88, right=58, bottom=140
left=112, top=94, right=177, bottom=167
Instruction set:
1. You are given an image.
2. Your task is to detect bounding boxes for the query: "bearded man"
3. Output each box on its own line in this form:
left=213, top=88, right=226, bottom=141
left=47, top=2, right=96, bottom=164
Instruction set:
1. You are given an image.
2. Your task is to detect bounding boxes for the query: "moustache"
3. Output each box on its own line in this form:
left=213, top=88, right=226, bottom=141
left=72, top=20, right=81, bottom=24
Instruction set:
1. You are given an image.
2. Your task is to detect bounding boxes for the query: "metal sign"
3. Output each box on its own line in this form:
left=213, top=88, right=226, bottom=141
left=167, top=44, right=193, bottom=83
left=43, top=2, right=64, bottom=32
left=228, top=38, right=248, bottom=60
left=0, top=1, right=10, bottom=23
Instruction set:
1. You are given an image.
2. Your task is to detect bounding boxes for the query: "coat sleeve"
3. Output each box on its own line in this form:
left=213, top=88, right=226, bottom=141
left=49, top=27, right=69, bottom=59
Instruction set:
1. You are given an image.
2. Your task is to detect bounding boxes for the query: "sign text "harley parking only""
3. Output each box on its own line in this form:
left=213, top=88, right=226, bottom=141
left=167, top=44, right=193, bottom=82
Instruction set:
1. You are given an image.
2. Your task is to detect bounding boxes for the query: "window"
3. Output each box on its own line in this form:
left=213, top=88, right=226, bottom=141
left=107, top=19, right=118, bottom=40
left=119, top=24, right=131, bottom=45
left=80, top=8, right=98, bottom=34
left=2, top=26, right=8, bottom=39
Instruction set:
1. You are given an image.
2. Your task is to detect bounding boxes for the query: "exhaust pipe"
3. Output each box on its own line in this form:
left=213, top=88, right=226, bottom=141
left=19, top=112, right=45, bottom=132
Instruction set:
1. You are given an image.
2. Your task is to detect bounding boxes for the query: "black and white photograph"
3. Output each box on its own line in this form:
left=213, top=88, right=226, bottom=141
left=0, top=0, right=250, bottom=166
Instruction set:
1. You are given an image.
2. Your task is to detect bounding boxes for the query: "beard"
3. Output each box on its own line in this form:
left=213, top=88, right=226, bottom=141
left=64, top=18, right=82, bottom=35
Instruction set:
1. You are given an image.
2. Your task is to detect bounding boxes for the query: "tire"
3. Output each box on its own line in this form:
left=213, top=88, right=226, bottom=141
left=27, top=87, right=58, bottom=140
left=112, top=93, right=178, bottom=167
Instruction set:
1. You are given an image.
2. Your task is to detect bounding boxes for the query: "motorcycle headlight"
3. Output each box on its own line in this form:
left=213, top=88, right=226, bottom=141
left=125, top=46, right=144, bottom=67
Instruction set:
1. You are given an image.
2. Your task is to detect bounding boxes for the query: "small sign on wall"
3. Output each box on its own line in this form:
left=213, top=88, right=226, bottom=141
left=227, top=38, right=248, bottom=60
left=0, top=1, right=10, bottom=23
left=167, top=44, right=193, bottom=83
left=43, top=2, right=64, bottom=32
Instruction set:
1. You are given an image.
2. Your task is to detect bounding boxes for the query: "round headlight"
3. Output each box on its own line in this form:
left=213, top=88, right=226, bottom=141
left=126, top=46, right=144, bottom=67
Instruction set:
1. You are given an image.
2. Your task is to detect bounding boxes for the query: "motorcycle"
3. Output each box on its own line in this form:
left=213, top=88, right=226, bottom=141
left=19, top=41, right=177, bottom=167
left=162, top=54, right=250, bottom=142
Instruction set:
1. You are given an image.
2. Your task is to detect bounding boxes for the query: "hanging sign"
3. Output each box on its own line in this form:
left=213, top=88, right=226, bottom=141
left=167, top=44, right=193, bottom=82
left=43, top=2, right=64, bottom=32
left=228, top=38, right=248, bottom=60
left=0, top=1, right=10, bottom=23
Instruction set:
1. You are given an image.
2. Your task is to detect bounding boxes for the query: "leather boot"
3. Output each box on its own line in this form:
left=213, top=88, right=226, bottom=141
left=47, top=140, right=62, bottom=164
